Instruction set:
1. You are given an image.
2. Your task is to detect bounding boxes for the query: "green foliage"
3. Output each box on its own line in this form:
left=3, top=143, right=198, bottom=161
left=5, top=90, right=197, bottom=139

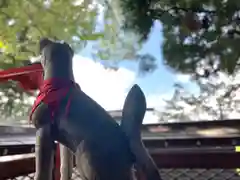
left=0, top=0, right=157, bottom=120
left=0, top=0, right=106, bottom=119
left=120, top=0, right=240, bottom=76
left=0, top=0, right=146, bottom=120
left=93, top=2, right=142, bottom=61
left=0, top=0, right=102, bottom=56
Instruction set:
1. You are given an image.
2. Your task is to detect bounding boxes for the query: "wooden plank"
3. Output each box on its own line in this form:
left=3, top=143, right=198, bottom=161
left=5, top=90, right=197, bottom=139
left=142, top=119, right=240, bottom=140
left=142, top=119, right=240, bottom=129
left=0, top=155, right=35, bottom=179
left=0, top=126, right=35, bottom=136
left=148, top=146, right=235, bottom=153
left=1, top=151, right=240, bottom=179
left=1, top=136, right=240, bottom=156
left=152, top=151, right=240, bottom=169
left=143, top=137, right=240, bottom=148
left=0, top=144, right=35, bottom=156
left=1, top=119, right=240, bottom=140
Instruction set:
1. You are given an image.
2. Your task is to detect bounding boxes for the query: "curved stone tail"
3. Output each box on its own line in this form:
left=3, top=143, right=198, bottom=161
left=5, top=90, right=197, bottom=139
left=121, top=84, right=162, bottom=180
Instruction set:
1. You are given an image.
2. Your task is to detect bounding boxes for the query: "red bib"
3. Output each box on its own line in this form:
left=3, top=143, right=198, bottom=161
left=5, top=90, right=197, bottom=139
left=30, top=78, right=79, bottom=122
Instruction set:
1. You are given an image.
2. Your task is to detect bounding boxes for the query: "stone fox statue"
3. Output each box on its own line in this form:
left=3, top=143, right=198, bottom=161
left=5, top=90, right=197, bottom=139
left=30, top=38, right=162, bottom=180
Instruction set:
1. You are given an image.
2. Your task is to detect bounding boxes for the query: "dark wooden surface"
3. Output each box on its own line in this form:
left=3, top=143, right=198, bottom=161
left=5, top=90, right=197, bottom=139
left=1, top=148, right=240, bottom=179
left=0, top=119, right=240, bottom=149
left=152, top=151, right=240, bottom=169
left=1, top=119, right=240, bottom=139
left=143, top=136, right=240, bottom=148
left=0, top=125, right=35, bottom=136
left=0, top=144, right=35, bottom=156
left=0, top=120, right=240, bottom=179
left=142, top=119, right=240, bottom=139
left=0, top=119, right=239, bottom=156
left=0, top=155, right=35, bottom=179
left=1, top=136, right=240, bottom=156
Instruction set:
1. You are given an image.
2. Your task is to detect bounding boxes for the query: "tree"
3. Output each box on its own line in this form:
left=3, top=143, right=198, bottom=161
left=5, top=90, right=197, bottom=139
left=0, top=0, right=152, bottom=120
left=0, top=0, right=102, bottom=119
left=92, top=1, right=157, bottom=74
left=157, top=71, right=240, bottom=122
left=120, top=0, right=240, bottom=77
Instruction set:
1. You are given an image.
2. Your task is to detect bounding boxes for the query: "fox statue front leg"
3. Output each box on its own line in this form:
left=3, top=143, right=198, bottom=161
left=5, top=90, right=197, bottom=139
left=35, top=124, right=55, bottom=180
left=60, top=144, right=73, bottom=180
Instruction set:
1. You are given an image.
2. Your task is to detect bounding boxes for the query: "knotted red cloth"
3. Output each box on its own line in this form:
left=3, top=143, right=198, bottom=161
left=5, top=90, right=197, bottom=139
left=30, top=78, right=78, bottom=122
left=0, top=63, right=77, bottom=180
left=0, top=63, right=78, bottom=122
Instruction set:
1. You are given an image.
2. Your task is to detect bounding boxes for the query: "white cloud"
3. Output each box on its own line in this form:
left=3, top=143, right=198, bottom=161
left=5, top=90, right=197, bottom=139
left=31, top=55, right=238, bottom=124
left=143, top=111, right=159, bottom=124
left=175, top=74, right=191, bottom=83
left=143, top=92, right=174, bottom=124
left=146, top=92, right=173, bottom=109
left=73, top=55, right=136, bottom=111
left=73, top=55, right=175, bottom=124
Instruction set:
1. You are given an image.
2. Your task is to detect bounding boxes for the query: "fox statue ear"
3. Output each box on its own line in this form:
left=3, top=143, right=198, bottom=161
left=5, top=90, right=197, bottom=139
left=39, top=38, right=53, bottom=52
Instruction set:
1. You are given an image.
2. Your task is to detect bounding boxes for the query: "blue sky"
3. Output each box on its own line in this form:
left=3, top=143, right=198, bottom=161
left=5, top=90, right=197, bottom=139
left=72, top=18, right=239, bottom=123
left=71, top=20, right=201, bottom=123
left=73, top=3, right=199, bottom=103
left=122, top=21, right=184, bottom=95
left=78, top=20, right=198, bottom=98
